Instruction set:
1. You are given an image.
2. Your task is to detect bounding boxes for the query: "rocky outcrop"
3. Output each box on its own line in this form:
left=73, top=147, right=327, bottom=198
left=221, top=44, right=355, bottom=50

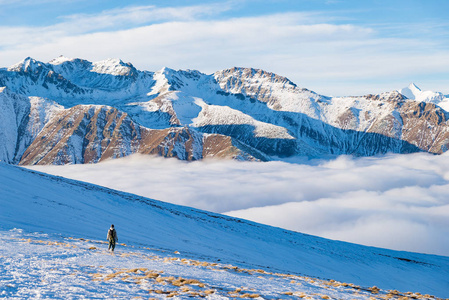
left=398, top=101, right=449, bottom=153
left=16, top=104, right=261, bottom=165
left=19, top=105, right=141, bottom=165
left=1, top=57, right=449, bottom=165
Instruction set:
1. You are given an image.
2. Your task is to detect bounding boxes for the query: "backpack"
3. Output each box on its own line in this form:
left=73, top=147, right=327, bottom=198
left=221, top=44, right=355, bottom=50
left=108, top=229, right=115, bottom=240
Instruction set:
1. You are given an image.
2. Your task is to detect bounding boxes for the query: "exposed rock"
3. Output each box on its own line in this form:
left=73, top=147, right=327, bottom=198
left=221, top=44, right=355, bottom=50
left=1, top=57, right=448, bottom=165
left=17, top=104, right=261, bottom=165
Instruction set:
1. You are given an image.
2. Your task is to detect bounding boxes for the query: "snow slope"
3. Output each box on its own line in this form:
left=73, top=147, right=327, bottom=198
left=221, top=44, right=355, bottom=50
left=0, top=87, right=63, bottom=164
left=4, top=230, right=438, bottom=300
left=399, top=83, right=449, bottom=111
left=1, top=162, right=448, bottom=298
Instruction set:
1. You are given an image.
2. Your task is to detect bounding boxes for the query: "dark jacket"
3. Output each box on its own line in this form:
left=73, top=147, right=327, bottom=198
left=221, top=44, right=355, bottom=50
left=107, top=228, right=118, bottom=242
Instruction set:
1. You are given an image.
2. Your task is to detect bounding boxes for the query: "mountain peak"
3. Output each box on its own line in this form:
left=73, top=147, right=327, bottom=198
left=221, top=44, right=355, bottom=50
left=7, top=57, right=44, bottom=72
left=48, top=55, right=74, bottom=65
left=156, top=66, right=177, bottom=75
left=91, top=58, right=136, bottom=76
left=215, top=67, right=298, bottom=89
left=398, top=83, right=448, bottom=107
left=408, top=82, right=421, bottom=92
left=398, top=83, right=422, bottom=100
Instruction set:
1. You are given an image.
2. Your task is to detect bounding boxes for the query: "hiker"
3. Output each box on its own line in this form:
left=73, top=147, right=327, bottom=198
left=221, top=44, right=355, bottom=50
left=107, top=224, right=118, bottom=251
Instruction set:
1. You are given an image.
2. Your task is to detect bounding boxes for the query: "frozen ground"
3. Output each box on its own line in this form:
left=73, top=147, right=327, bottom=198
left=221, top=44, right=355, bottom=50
left=1, top=162, right=449, bottom=298
left=0, top=229, right=445, bottom=300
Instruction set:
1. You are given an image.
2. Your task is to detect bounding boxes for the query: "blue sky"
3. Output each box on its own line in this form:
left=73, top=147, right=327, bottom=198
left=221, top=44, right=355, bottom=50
left=0, top=0, right=448, bottom=95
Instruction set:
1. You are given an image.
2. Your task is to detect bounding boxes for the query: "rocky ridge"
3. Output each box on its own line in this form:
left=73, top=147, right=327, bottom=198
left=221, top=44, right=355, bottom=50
left=1, top=57, right=448, bottom=165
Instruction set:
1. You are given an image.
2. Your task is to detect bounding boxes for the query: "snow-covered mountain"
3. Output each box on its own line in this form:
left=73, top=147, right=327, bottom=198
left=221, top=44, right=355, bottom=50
left=1, top=162, right=448, bottom=298
left=2, top=57, right=449, bottom=164
left=399, top=83, right=449, bottom=111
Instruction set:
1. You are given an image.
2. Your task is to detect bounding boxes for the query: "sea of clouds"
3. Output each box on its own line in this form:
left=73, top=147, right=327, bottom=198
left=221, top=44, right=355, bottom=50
left=28, top=153, right=449, bottom=256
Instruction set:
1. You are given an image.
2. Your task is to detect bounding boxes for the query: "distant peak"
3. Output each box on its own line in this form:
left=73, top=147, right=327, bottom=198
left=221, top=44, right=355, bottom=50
left=397, top=83, right=423, bottom=100
left=14, top=57, right=35, bottom=65
left=156, top=66, right=175, bottom=74
left=48, top=55, right=74, bottom=65
left=408, top=83, right=421, bottom=92
left=154, top=67, right=181, bottom=81
left=91, top=58, right=136, bottom=76
left=7, top=57, right=44, bottom=72
left=95, top=58, right=124, bottom=65
left=215, top=67, right=298, bottom=89
left=93, top=58, right=137, bottom=69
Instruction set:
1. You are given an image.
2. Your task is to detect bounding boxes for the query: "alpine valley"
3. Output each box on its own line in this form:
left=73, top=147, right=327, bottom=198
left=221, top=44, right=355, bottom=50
left=1, top=56, right=449, bottom=165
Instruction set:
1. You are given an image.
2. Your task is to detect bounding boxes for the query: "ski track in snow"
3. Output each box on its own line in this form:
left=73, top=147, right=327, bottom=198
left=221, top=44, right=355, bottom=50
left=0, top=229, right=439, bottom=300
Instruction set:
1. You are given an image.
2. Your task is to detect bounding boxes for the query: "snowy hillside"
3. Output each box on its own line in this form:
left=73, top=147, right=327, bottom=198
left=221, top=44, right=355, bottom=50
left=2, top=57, right=449, bottom=165
left=1, top=162, right=448, bottom=298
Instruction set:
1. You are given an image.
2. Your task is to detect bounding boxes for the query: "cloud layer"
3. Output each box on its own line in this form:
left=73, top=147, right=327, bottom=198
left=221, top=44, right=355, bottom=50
left=1, top=3, right=448, bottom=96
left=28, top=153, right=449, bottom=256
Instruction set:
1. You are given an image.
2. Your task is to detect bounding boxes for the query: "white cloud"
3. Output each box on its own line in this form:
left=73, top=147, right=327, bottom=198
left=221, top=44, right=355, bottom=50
left=0, top=3, right=233, bottom=49
left=28, top=152, right=449, bottom=256
left=0, top=26, right=64, bottom=49
left=57, top=3, right=234, bottom=34
left=1, top=5, right=448, bottom=96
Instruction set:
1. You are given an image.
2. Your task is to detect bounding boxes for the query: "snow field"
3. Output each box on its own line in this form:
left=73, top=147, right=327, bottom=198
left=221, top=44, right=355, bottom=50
left=1, top=229, right=439, bottom=300
left=1, top=162, right=449, bottom=298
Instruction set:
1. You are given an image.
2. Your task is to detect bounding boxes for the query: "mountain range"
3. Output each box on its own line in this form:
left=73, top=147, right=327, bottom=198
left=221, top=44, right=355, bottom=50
left=1, top=56, right=449, bottom=165
left=2, top=57, right=449, bottom=299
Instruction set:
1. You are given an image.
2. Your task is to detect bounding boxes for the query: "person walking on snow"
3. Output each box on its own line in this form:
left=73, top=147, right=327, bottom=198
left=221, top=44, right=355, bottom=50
left=107, top=224, right=118, bottom=251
